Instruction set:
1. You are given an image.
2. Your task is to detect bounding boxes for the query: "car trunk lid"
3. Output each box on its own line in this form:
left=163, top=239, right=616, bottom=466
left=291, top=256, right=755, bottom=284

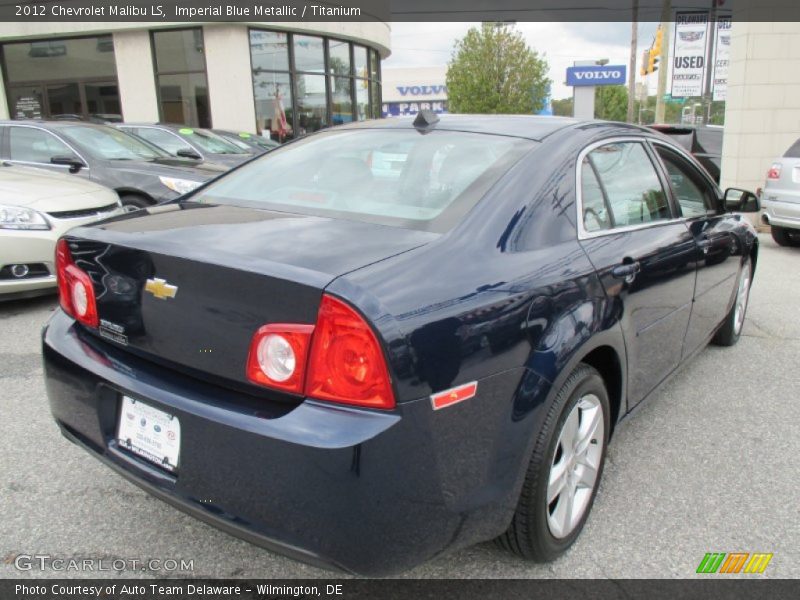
left=65, top=203, right=436, bottom=395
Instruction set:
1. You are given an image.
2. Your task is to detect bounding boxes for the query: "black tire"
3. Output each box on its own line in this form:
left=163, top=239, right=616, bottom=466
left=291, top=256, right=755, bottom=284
left=712, top=258, right=752, bottom=347
left=771, top=226, right=791, bottom=246
left=496, top=363, right=610, bottom=561
left=118, top=194, right=152, bottom=209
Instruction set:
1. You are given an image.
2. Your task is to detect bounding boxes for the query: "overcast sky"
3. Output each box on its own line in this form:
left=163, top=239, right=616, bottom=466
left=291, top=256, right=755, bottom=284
left=384, top=22, right=661, bottom=100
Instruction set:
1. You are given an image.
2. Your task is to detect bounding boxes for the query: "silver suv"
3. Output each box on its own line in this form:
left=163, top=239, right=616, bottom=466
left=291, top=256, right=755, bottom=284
left=762, top=138, right=800, bottom=246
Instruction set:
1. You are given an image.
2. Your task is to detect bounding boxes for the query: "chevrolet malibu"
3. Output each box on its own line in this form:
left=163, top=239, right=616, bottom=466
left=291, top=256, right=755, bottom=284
left=43, top=115, right=760, bottom=576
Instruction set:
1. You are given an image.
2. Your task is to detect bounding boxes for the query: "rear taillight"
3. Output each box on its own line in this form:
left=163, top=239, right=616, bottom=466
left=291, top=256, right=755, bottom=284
left=306, top=295, right=395, bottom=409
left=767, top=163, right=782, bottom=179
left=246, top=294, right=395, bottom=409
left=56, top=238, right=98, bottom=328
left=246, top=324, right=313, bottom=394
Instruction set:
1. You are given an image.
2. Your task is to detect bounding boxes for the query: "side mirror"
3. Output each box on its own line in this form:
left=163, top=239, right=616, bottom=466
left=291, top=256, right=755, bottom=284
left=176, top=148, right=202, bottom=160
left=723, top=188, right=760, bottom=213
left=50, top=155, right=86, bottom=174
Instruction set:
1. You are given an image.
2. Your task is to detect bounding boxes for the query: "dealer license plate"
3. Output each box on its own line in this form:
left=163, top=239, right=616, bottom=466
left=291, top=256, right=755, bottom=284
left=117, top=396, right=181, bottom=472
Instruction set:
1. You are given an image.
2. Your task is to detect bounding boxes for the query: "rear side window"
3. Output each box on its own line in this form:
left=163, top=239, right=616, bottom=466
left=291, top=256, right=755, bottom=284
left=9, top=127, right=72, bottom=163
left=582, top=142, right=670, bottom=229
left=784, top=138, right=800, bottom=158
left=190, top=129, right=535, bottom=232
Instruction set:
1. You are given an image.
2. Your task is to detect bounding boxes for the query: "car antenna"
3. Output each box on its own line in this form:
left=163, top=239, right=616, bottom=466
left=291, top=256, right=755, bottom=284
left=413, top=109, right=440, bottom=133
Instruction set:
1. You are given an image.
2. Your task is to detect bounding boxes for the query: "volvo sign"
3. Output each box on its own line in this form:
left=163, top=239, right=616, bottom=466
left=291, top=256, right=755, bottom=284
left=566, top=65, right=627, bottom=87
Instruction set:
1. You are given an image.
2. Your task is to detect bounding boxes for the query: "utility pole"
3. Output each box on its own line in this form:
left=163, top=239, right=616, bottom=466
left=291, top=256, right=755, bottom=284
left=627, top=0, right=638, bottom=123
left=702, top=0, right=718, bottom=124
left=655, top=0, right=671, bottom=123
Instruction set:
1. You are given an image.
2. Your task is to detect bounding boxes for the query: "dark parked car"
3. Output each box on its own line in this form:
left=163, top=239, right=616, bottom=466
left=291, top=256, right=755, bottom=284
left=117, top=123, right=252, bottom=168
left=0, top=121, right=227, bottom=208
left=211, top=129, right=279, bottom=156
left=649, top=124, right=723, bottom=183
left=43, top=114, right=760, bottom=576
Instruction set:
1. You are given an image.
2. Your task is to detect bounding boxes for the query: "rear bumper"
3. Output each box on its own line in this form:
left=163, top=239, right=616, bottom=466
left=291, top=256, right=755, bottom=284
left=762, top=194, right=800, bottom=230
left=42, top=310, right=537, bottom=576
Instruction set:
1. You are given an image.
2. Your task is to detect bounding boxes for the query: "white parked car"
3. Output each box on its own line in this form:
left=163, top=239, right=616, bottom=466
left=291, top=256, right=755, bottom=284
left=0, top=164, right=123, bottom=300
left=761, top=138, right=800, bottom=246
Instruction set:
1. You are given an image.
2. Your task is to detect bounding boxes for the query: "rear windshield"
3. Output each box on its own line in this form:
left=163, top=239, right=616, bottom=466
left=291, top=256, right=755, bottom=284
left=784, top=139, right=800, bottom=158
left=189, top=129, right=534, bottom=231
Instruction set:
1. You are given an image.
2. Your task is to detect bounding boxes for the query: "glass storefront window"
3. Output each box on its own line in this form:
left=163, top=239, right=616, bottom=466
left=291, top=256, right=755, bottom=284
left=248, top=30, right=382, bottom=138
left=253, top=71, right=293, bottom=142
left=83, top=81, right=121, bottom=119
left=3, top=36, right=117, bottom=83
left=354, top=46, right=368, bottom=79
left=295, top=73, right=328, bottom=134
left=355, top=81, right=369, bottom=120
left=293, top=35, right=325, bottom=73
left=153, top=29, right=206, bottom=73
left=369, top=49, right=379, bottom=80
left=152, top=28, right=210, bottom=127
left=328, top=39, right=351, bottom=77
left=46, top=83, right=81, bottom=117
left=370, top=82, right=381, bottom=122
left=8, top=86, right=44, bottom=119
left=157, top=73, right=210, bottom=128
left=330, top=76, right=353, bottom=125
left=250, top=30, right=289, bottom=72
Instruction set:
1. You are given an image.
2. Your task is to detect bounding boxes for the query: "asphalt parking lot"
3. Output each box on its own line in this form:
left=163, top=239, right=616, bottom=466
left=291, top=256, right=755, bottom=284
left=1, top=233, right=798, bottom=579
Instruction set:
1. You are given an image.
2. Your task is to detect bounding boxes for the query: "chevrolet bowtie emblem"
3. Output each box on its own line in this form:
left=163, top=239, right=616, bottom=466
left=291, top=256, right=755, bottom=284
left=144, top=277, right=178, bottom=300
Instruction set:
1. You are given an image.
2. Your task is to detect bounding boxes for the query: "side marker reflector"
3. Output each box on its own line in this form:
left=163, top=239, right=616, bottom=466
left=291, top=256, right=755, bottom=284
left=431, top=381, right=478, bottom=411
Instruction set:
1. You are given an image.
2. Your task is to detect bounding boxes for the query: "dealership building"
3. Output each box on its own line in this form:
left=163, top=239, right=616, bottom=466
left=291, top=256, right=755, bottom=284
left=0, top=22, right=388, bottom=140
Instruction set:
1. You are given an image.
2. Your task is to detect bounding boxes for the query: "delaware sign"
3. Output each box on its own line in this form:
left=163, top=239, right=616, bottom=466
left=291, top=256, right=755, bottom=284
left=566, top=65, right=627, bottom=87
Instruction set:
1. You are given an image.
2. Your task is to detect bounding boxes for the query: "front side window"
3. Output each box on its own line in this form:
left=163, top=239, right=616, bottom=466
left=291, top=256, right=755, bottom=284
left=9, top=127, right=71, bottom=163
left=60, top=125, right=164, bottom=160
left=128, top=127, right=186, bottom=155
left=583, top=142, right=670, bottom=229
left=655, top=146, right=715, bottom=218
left=177, top=129, right=247, bottom=155
left=190, top=130, right=534, bottom=232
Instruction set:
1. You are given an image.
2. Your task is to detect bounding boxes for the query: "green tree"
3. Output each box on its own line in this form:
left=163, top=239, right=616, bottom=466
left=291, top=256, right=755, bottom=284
left=551, top=97, right=573, bottom=117
left=594, top=85, right=628, bottom=121
left=446, top=23, right=550, bottom=114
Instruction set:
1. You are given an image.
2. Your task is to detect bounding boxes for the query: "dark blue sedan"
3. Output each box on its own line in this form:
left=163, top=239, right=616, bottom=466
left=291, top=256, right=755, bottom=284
left=43, top=114, right=760, bottom=576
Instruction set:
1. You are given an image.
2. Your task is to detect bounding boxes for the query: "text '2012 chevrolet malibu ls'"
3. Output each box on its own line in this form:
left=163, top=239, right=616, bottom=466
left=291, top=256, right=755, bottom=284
left=43, top=113, right=760, bottom=576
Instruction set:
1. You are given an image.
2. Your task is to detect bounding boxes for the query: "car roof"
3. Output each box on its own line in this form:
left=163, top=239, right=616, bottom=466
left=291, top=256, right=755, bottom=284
left=332, top=115, right=649, bottom=141
left=0, top=117, right=657, bottom=143
left=0, top=120, right=115, bottom=130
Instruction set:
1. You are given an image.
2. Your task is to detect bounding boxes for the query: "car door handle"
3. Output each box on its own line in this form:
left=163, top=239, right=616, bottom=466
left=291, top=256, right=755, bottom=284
left=611, top=261, right=641, bottom=281
left=697, top=238, right=712, bottom=253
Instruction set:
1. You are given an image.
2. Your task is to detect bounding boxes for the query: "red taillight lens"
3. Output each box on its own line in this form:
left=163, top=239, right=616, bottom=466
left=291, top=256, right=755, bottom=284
left=246, top=324, right=313, bottom=394
left=306, top=295, right=395, bottom=409
left=56, top=238, right=98, bottom=328
left=767, top=163, right=782, bottom=179
left=246, top=295, right=395, bottom=409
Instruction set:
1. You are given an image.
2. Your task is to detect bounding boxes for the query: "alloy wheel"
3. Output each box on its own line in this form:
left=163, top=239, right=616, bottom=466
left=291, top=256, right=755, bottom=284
left=733, top=265, right=751, bottom=335
left=546, top=393, right=605, bottom=539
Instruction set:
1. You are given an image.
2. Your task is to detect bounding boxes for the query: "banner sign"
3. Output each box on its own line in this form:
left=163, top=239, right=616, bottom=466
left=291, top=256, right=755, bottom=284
left=566, top=65, right=627, bottom=87
left=712, top=16, right=732, bottom=101
left=671, top=11, right=710, bottom=98
left=382, top=101, right=448, bottom=117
